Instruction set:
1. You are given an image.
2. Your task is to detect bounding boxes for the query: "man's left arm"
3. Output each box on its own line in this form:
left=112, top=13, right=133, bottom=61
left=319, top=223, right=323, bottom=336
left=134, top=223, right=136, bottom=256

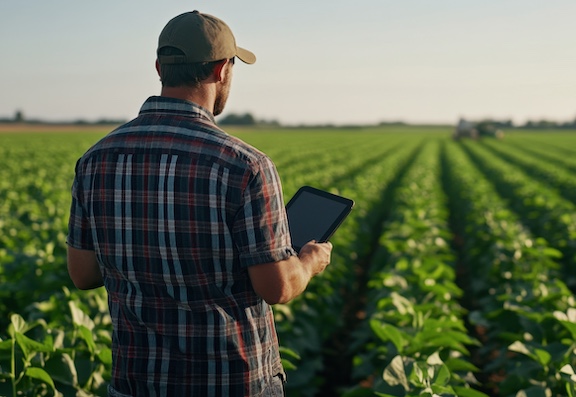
left=67, top=246, right=103, bottom=290
left=67, top=162, right=103, bottom=290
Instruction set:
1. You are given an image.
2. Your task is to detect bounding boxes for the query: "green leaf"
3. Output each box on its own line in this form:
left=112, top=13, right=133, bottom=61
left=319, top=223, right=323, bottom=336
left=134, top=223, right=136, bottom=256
left=533, top=348, right=551, bottom=366
left=25, top=367, right=57, bottom=392
left=412, top=361, right=425, bottom=386
left=77, top=325, right=96, bottom=354
left=15, top=333, right=53, bottom=359
left=508, top=341, right=551, bottom=366
left=560, top=364, right=576, bottom=376
left=444, top=357, right=479, bottom=372
left=542, top=247, right=563, bottom=259
left=279, top=346, right=300, bottom=371
left=279, top=346, right=301, bottom=361
left=430, top=383, right=457, bottom=395
left=44, top=353, right=78, bottom=386
left=426, top=351, right=444, bottom=366
left=370, top=320, right=406, bottom=352
left=383, top=355, right=409, bottom=390
left=434, top=363, right=451, bottom=386
left=0, top=340, right=12, bottom=351
left=390, top=292, right=415, bottom=316
left=69, top=301, right=95, bottom=330
left=557, top=320, right=576, bottom=340
left=97, top=347, right=113, bottom=366
left=508, top=341, right=532, bottom=357
left=281, top=358, right=297, bottom=371
left=9, top=313, right=28, bottom=336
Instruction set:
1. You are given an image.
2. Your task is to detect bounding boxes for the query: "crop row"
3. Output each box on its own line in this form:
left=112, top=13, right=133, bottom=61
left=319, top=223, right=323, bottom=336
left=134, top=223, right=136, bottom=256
left=459, top=140, right=576, bottom=289
left=499, top=136, right=576, bottom=175
left=0, top=132, right=113, bottom=396
left=0, top=134, right=86, bottom=322
left=269, top=134, right=424, bottom=395
left=442, top=140, right=576, bottom=396
left=347, top=139, right=484, bottom=396
left=480, top=139, right=576, bottom=206
left=505, top=131, right=576, bottom=161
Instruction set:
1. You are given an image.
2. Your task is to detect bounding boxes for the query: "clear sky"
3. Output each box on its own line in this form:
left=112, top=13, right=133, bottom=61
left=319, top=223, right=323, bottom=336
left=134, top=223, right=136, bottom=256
left=1, top=0, right=574, bottom=126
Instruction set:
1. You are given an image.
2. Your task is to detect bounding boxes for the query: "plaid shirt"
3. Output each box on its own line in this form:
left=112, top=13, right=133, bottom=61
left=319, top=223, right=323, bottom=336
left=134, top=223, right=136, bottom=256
left=67, top=96, right=295, bottom=396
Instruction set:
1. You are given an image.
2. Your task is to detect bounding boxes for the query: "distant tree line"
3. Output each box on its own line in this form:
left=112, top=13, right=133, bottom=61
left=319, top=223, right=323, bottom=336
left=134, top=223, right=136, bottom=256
left=217, top=115, right=576, bottom=130
left=0, top=109, right=26, bottom=123
left=521, top=119, right=576, bottom=129
left=0, top=109, right=126, bottom=126
left=474, top=118, right=576, bottom=130
left=0, top=109, right=276, bottom=127
left=2, top=109, right=576, bottom=130
left=217, top=112, right=280, bottom=127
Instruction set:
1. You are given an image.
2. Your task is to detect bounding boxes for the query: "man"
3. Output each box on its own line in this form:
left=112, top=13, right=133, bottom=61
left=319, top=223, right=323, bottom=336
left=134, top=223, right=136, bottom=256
left=66, top=10, right=332, bottom=397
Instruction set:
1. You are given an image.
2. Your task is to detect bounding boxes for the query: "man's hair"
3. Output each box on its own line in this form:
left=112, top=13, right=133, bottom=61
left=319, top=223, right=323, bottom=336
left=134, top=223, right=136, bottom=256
left=158, top=47, right=219, bottom=87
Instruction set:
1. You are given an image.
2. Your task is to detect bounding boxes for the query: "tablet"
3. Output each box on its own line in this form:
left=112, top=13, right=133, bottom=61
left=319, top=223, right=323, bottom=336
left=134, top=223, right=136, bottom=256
left=285, top=186, right=354, bottom=252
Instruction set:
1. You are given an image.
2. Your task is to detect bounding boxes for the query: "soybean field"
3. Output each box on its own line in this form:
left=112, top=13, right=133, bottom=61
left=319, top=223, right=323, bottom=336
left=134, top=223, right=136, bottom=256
left=1, top=126, right=576, bottom=397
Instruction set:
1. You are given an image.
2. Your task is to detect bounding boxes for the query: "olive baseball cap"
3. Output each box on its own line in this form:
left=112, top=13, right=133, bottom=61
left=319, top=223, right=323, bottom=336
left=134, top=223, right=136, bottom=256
left=157, top=10, right=256, bottom=65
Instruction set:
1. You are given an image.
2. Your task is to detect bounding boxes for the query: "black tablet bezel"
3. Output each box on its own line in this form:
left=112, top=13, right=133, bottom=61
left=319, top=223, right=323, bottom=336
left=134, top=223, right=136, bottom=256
left=285, top=186, right=354, bottom=252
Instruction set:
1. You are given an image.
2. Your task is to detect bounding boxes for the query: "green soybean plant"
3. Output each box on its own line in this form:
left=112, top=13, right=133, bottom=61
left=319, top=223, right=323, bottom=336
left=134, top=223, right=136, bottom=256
left=0, top=289, right=112, bottom=397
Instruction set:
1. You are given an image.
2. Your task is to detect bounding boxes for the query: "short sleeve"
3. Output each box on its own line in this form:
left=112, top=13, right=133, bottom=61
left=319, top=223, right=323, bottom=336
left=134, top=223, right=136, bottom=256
left=66, top=162, right=95, bottom=250
left=233, top=155, right=296, bottom=267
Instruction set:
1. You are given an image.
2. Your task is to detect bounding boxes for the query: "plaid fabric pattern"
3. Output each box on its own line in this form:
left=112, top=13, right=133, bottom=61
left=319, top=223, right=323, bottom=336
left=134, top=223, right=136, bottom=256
left=67, top=96, right=296, bottom=396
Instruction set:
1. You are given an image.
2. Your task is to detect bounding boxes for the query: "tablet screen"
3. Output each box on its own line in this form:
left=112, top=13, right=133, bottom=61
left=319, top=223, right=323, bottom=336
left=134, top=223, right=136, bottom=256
left=285, top=186, right=354, bottom=252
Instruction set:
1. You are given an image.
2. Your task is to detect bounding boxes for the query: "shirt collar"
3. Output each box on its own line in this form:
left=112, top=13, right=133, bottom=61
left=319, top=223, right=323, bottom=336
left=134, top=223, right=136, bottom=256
left=139, top=96, right=216, bottom=124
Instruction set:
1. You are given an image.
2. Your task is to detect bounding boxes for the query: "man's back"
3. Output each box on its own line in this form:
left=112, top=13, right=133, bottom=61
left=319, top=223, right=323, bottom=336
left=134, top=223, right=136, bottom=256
left=68, top=97, right=290, bottom=395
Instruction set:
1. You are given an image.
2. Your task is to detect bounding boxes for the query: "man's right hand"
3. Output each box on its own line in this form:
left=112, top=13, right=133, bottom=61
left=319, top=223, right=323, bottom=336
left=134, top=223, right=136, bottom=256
left=298, top=240, right=332, bottom=277
left=248, top=240, right=333, bottom=305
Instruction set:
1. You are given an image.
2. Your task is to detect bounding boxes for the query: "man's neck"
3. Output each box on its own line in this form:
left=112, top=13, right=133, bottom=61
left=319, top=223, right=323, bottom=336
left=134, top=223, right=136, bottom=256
left=160, top=85, right=215, bottom=114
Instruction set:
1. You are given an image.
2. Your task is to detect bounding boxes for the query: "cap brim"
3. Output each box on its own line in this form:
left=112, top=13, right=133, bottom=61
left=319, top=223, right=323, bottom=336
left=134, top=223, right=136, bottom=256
left=236, top=47, right=256, bottom=64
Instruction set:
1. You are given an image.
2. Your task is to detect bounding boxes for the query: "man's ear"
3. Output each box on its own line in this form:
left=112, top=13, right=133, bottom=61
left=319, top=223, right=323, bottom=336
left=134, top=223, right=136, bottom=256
left=212, top=59, right=230, bottom=82
left=155, top=59, right=161, bottom=76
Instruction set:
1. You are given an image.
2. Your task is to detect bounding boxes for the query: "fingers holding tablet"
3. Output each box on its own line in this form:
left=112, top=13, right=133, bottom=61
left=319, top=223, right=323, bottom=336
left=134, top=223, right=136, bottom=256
left=299, top=240, right=333, bottom=276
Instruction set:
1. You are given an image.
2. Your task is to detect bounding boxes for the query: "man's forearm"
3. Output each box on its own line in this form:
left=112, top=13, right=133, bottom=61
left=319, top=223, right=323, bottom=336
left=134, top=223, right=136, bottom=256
left=248, top=241, right=332, bottom=305
left=248, top=256, right=312, bottom=305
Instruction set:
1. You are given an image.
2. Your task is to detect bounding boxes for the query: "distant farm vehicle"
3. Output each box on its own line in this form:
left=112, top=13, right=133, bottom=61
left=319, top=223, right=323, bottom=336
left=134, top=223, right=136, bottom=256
left=453, top=118, right=504, bottom=140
